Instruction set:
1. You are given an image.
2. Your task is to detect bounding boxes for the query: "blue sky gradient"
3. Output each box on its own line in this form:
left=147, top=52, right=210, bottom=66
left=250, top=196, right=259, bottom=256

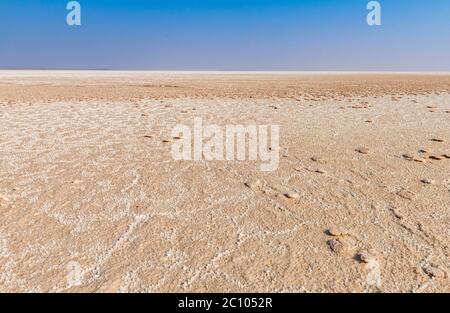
left=1, top=0, right=449, bottom=70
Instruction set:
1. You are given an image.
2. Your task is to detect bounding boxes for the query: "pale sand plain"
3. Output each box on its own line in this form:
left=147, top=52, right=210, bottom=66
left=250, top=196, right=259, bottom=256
left=0, top=71, right=449, bottom=292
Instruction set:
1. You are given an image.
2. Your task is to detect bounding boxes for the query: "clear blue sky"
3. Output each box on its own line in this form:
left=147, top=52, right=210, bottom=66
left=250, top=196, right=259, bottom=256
left=1, top=0, right=449, bottom=71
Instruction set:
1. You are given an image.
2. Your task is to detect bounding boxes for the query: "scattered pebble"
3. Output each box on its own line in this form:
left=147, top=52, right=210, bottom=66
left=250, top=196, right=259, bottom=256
left=245, top=180, right=261, bottom=189
left=311, top=156, right=327, bottom=164
left=421, top=178, right=435, bottom=185
left=413, top=157, right=426, bottom=163
left=315, top=169, right=327, bottom=174
left=0, top=195, right=8, bottom=205
left=389, top=207, right=404, bottom=220
left=402, top=154, right=413, bottom=161
left=356, top=147, right=370, bottom=155
left=418, top=149, right=430, bottom=153
left=327, top=239, right=348, bottom=254
left=284, top=191, right=300, bottom=199
left=327, top=227, right=349, bottom=237
left=397, top=189, right=416, bottom=200
left=429, top=155, right=444, bottom=161
left=358, top=251, right=377, bottom=263
left=423, top=264, right=447, bottom=279
left=431, top=138, right=445, bottom=143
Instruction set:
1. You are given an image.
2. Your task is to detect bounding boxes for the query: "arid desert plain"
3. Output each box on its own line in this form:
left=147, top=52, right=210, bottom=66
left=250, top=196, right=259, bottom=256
left=0, top=71, right=449, bottom=292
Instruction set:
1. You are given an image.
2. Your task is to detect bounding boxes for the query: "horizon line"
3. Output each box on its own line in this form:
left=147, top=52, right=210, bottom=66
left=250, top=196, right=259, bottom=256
left=1, top=69, right=450, bottom=75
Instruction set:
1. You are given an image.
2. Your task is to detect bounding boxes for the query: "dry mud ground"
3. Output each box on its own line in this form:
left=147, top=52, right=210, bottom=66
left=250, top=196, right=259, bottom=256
left=0, top=71, right=449, bottom=292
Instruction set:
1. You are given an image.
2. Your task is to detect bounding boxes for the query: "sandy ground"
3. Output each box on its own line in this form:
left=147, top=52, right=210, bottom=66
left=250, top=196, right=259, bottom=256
left=0, top=71, right=449, bottom=293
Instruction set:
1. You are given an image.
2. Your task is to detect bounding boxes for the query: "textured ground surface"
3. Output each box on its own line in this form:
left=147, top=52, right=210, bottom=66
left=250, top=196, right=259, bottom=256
left=0, top=71, right=449, bottom=292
